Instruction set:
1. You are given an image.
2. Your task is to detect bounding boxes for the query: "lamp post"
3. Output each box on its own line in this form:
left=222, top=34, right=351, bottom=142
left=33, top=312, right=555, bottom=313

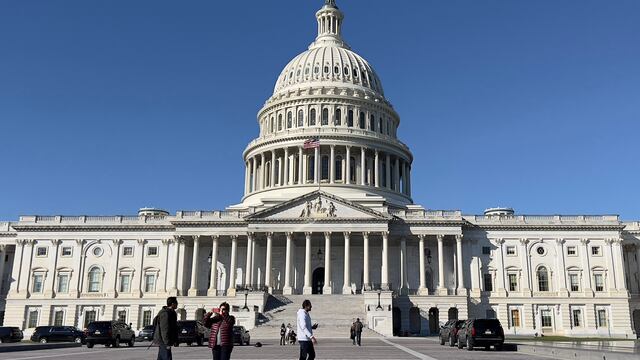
left=243, top=289, right=249, bottom=311
left=376, top=289, right=383, bottom=310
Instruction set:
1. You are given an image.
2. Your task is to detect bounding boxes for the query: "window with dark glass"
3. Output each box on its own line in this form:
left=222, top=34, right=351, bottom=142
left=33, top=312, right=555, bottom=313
left=369, top=114, right=375, bottom=131
left=310, top=109, right=317, bottom=126
left=322, top=109, right=329, bottom=125
left=537, top=267, right=549, bottom=291
left=321, top=156, right=329, bottom=180
left=483, top=273, right=493, bottom=292
left=335, top=109, right=342, bottom=125
left=359, top=112, right=365, bottom=129
left=287, top=112, right=293, bottom=128
left=348, top=110, right=354, bottom=127
left=335, top=156, right=343, bottom=181
left=298, top=110, right=304, bottom=127
left=278, top=115, right=283, bottom=131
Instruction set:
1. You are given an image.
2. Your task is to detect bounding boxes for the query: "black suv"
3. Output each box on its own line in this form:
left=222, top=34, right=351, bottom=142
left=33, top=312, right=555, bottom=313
left=31, top=326, right=84, bottom=344
left=85, top=321, right=135, bottom=348
left=0, top=327, right=23, bottom=343
left=439, top=320, right=465, bottom=347
left=456, top=318, right=504, bottom=351
left=232, top=326, right=250, bottom=346
left=137, top=325, right=155, bottom=342
left=177, top=320, right=208, bottom=346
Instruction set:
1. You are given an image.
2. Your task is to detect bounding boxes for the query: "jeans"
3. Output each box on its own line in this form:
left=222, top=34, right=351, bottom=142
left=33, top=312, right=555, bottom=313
left=157, top=344, right=173, bottom=360
left=299, top=340, right=315, bottom=360
left=355, top=332, right=362, bottom=346
left=280, top=335, right=286, bottom=345
left=212, top=345, right=233, bottom=360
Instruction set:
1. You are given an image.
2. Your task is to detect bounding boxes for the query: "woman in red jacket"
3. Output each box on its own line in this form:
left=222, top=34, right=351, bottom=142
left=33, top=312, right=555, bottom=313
left=204, top=302, right=236, bottom=360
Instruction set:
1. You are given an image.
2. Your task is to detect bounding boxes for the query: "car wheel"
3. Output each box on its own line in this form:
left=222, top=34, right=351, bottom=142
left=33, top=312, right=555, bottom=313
left=466, top=337, right=473, bottom=351
left=128, top=337, right=135, bottom=347
left=449, top=335, right=455, bottom=347
left=0, top=338, right=4, bottom=344
left=40, top=338, right=48, bottom=344
left=439, top=335, right=445, bottom=345
left=74, top=337, right=82, bottom=344
left=197, top=337, right=203, bottom=346
left=113, top=337, right=120, bottom=348
left=246, top=339, right=250, bottom=346
left=457, top=336, right=464, bottom=349
left=86, top=342, right=94, bottom=349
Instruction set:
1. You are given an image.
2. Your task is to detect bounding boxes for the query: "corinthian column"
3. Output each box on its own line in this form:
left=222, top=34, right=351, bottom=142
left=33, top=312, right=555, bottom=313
left=381, top=232, right=389, bottom=290
left=227, top=235, right=238, bottom=296
left=360, top=147, right=366, bottom=185
left=298, top=147, right=304, bottom=184
left=208, top=235, right=219, bottom=296
left=456, top=234, right=465, bottom=295
left=283, top=233, right=293, bottom=295
left=346, top=146, right=351, bottom=185
left=437, top=235, right=446, bottom=295
left=284, top=147, right=289, bottom=186
left=265, top=233, right=273, bottom=293
left=323, top=232, right=332, bottom=294
left=363, top=232, right=370, bottom=291
left=188, top=236, right=200, bottom=296
left=418, top=235, right=427, bottom=295
left=270, top=150, right=276, bottom=188
left=374, top=150, right=380, bottom=187
left=330, top=145, right=335, bottom=184
left=303, top=232, right=312, bottom=294
left=244, top=234, right=253, bottom=287
left=343, top=232, right=351, bottom=294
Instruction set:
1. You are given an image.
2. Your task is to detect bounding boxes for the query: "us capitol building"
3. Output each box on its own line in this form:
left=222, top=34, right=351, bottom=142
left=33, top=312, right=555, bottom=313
left=1, top=0, right=639, bottom=338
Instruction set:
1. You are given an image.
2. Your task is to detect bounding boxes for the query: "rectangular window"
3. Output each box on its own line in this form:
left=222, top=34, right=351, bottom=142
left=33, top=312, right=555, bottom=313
left=123, top=246, right=133, bottom=257
left=506, top=246, right=516, bottom=256
left=28, top=310, right=39, bottom=328
left=510, top=309, right=520, bottom=327
left=117, top=310, right=127, bottom=323
left=36, top=247, right=47, bottom=257
left=541, top=309, right=552, bottom=327
left=119, top=274, right=131, bottom=293
left=147, top=246, right=158, bottom=256
left=591, top=246, right=601, bottom=256
left=142, top=310, right=153, bottom=327
left=594, top=274, right=604, bottom=292
left=54, top=310, right=65, bottom=326
left=57, top=274, right=70, bottom=294
left=32, top=274, right=44, bottom=293
left=483, top=273, right=493, bottom=292
left=597, top=309, right=608, bottom=327
left=508, top=274, right=518, bottom=291
left=567, top=246, right=577, bottom=256
left=61, top=247, right=73, bottom=257
left=144, top=274, right=156, bottom=293
left=572, top=309, right=582, bottom=327
left=84, top=310, right=96, bottom=328
left=482, top=247, right=491, bottom=255
left=569, top=274, right=580, bottom=292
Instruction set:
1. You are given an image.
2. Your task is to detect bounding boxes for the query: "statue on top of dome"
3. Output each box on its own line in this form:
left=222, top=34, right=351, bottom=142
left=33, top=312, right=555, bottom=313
left=325, top=0, right=337, bottom=8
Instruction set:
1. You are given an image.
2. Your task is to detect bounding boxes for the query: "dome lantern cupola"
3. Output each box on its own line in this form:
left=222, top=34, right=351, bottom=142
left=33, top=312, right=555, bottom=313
left=311, top=0, right=348, bottom=49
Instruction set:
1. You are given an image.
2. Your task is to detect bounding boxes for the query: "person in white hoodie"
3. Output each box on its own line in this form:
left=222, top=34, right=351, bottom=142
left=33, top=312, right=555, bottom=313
left=297, top=299, right=318, bottom=360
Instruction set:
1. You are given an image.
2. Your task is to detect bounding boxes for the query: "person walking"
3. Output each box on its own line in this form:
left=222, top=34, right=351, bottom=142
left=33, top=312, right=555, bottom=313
left=153, top=297, right=179, bottom=360
left=353, top=318, right=364, bottom=346
left=297, top=299, right=318, bottom=360
left=280, top=323, right=287, bottom=346
left=350, top=320, right=356, bottom=345
left=204, top=302, right=236, bottom=360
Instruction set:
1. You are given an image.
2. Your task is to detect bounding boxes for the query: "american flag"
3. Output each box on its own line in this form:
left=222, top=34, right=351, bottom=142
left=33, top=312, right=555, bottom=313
left=303, top=137, right=320, bottom=149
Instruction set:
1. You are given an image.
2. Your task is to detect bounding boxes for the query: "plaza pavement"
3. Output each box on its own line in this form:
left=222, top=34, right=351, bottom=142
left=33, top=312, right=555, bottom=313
left=0, top=338, right=550, bottom=360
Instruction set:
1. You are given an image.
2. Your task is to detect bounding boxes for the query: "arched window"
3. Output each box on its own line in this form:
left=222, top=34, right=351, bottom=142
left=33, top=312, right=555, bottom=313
left=349, top=157, right=356, bottom=182
left=322, top=109, right=329, bottom=126
left=287, top=111, right=292, bottom=128
left=347, top=110, right=354, bottom=127
left=88, top=267, right=102, bottom=293
left=278, top=114, right=283, bottom=131
left=297, top=110, right=304, bottom=127
left=369, top=114, right=375, bottom=131
left=335, top=109, right=342, bottom=126
left=310, top=109, right=317, bottom=126
left=344, top=66, right=350, bottom=76
left=537, top=267, right=549, bottom=292
left=335, top=156, right=343, bottom=181
left=270, top=117, right=274, bottom=133
left=321, top=155, right=329, bottom=180
left=359, top=112, right=365, bottom=129
left=378, top=118, right=382, bottom=133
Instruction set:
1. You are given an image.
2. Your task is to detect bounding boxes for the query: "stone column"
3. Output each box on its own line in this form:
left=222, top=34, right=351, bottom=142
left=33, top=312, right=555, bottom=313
left=581, top=239, right=593, bottom=295
left=161, top=238, right=170, bottom=294
left=45, top=239, right=61, bottom=297
left=283, top=233, right=293, bottom=295
left=108, top=239, right=121, bottom=297
left=360, top=147, right=366, bottom=185
left=134, top=239, right=146, bottom=297
left=437, top=235, right=446, bottom=294
left=170, top=236, right=182, bottom=296
left=244, top=161, right=250, bottom=195
left=284, top=147, right=289, bottom=186
left=343, top=232, right=351, bottom=294
left=556, top=239, right=568, bottom=294
left=251, top=157, right=257, bottom=192
left=400, top=237, right=407, bottom=294
left=604, top=239, right=616, bottom=291
left=188, top=236, right=200, bottom=296
left=407, top=164, right=412, bottom=196
left=314, top=147, right=320, bottom=184
left=346, top=146, right=351, bottom=185
left=456, top=234, right=465, bottom=295
left=363, top=232, right=370, bottom=291
left=20, top=240, right=35, bottom=296
left=330, top=145, right=335, bottom=184
left=385, top=154, right=391, bottom=189
left=260, top=153, right=266, bottom=189
left=495, top=238, right=506, bottom=296
left=394, top=157, right=400, bottom=192
left=520, top=239, right=531, bottom=294
left=227, top=235, right=238, bottom=296
left=612, top=238, right=627, bottom=292
left=245, top=234, right=253, bottom=287
left=374, top=150, right=380, bottom=187
left=303, top=232, right=312, bottom=294
left=403, top=162, right=409, bottom=195
left=418, top=235, right=427, bottom=295
left=208, top=235, right=219, bottom=296
left=323, top=232, right=332, bottom=294
left=270, top=150, right=276, bottom=188
left=265, top=233, right=273, bottom=293
left=8, top=240, right=25, bottom=296
left=298, top=147, right=304, bottom=184
left=381, top=232, right=389, bottom=290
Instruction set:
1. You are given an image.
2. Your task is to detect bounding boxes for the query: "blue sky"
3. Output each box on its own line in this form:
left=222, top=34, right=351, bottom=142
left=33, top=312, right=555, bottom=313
left=0, top=0, right=638, bottom=220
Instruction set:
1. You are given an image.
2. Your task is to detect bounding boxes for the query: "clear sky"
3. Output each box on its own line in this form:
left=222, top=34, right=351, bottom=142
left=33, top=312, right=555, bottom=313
left=0, top=0, right=638, bottom=220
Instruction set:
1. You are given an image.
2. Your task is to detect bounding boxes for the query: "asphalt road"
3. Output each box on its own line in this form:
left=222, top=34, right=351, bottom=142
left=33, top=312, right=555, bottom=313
left=0, top=338, right=550, bottom=360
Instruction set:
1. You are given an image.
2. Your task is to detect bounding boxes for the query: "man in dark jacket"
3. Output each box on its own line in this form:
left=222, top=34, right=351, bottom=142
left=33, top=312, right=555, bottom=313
left=353, top=318, right=363, bottom=346
left=204, top=302, right=236, bottom=360
left=154, top=297, right=179, bottom=360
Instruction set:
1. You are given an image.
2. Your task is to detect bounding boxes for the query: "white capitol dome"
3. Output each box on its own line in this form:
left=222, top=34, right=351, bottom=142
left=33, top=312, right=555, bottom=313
left=240, top=0, right=413, bottom=208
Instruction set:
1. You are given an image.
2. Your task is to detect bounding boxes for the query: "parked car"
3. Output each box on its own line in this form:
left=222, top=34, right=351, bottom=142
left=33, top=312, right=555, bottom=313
left=456, top=318, right=504, bottom=351
left=439, top=320, right=465, bottom=347
left=137, top=325, right=155, bottom=342
left=31, top=326, right=84, bottom=344
left=232, top=326, right=250, bottom=346
left=84, top=321, right=135, bottom=348
left=0, top=327, right=23, bottom=343
left=177, top=320, right=208, bottom=346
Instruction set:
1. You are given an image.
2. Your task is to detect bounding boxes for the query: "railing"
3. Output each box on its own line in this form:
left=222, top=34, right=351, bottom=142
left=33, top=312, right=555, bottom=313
left=389, top=209, right=462, bottom=220
left=176, top=210, right=251, bottom=220
left=469, top=214, right=619, bottom=224
left=236, top=285, right=268, bottom=293
left=19, top=215, right=169, bottom=224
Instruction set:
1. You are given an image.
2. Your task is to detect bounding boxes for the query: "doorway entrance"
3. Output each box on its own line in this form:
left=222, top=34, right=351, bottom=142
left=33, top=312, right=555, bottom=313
left=312, top=267, right=325, bottom=294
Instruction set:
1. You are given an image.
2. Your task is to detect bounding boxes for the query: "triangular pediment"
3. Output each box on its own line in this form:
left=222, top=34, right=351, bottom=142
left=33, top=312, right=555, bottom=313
left=246, top=191, right=391, bottom=222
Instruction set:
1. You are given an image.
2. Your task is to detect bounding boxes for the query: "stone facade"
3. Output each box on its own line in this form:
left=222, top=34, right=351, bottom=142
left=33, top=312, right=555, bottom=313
left=0, top=0, right=638, bottom=338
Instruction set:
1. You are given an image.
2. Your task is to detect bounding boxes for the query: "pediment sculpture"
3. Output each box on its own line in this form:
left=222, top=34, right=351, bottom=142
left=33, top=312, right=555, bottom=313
left=299, top=198, right=337, bottom=218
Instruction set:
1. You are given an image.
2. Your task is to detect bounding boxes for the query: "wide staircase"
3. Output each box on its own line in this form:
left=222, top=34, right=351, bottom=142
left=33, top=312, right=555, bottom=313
left=250, top=294, right=381, bottom=339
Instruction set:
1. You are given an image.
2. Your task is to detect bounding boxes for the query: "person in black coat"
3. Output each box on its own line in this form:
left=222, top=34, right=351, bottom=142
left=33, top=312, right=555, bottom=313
left=153, top=297, right=179, bottom=360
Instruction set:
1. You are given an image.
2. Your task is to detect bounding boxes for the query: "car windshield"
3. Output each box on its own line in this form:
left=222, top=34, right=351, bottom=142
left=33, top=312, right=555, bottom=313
left=233, top=327, right=244, bottom=332
left=474, top=319, right=501, bottom=332
left=143, top=325, right=155, bottom=330
left=87, top=322, right=111, bottom=331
